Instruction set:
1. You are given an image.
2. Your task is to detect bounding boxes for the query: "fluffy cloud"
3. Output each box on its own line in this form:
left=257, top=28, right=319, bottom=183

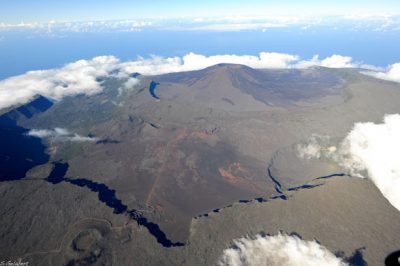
left=337, top=114, right=400, bottom=211
left=0, top=56, right=136, bottom=110
left=218, top=233, right=347, bottom=266
left=180, top=52, right=299, bottom=70
left=362, top=63, right=400, bottom=83
left=120, top=52, right=357, bottom=76
left=123, top=77, right=140, bottom=89
left=317, top=55, right=356, bottom=68
left=296, top=55, right=357, bottom=68
left=27, top=128, right=98, bottom=142
left=298, top=114, right=400, bottom=211
left=297, top=134, right=336, bottom=160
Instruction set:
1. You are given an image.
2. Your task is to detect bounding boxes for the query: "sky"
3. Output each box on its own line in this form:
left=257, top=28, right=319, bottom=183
left=1, top=0, right=400, bottom=23
left=0, top=0, right=400, bottom=80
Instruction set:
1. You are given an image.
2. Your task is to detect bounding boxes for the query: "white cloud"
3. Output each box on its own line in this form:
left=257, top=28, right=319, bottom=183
left=123, top=77, right=140, bottom=89
left=337, top=114, right=400, bottom=211
left=296, top=55, right=357, bottom=68
left=120, top=55, right=184, bottom=76
left=320, top=55, right=356, bottom=68
left=184, top=15, right=323, bottom=32
left=69, top=134, right=98, bottom=142
left=2, top=15, right=400, bottom=33
left=260, top=53, right=300, bottom=68
left=297, top=135, right=336, bottom=160
left=218, top=233, right=347, bottom=266
left=115, top=52, right=301, bottom=76
left=0, top=20, right=153, bottom=33
left=362, top=63, right=400, bottom=83
left=121, top=52, right=357, bottom=76
left=298, top=114, right=400, bottom=212
left=28, top=128, right=69, bottom=138
left=117, top=77, right=140, bottom=96
left=0, top=17, right=307, bottom=33
left=27, top=128, right=98, bottom=142
left=0, top=56, right=137, bottom=110
left=186, top=22, right=288, bottom=31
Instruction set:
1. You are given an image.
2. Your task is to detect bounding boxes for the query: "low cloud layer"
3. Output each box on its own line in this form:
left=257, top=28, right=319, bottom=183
left=0, top=56, right=134, bottom=110
left=120, top=53, right=357, bottom=75
left=338, top=114, right=400, bottom=211
left=298, top=114, right=400, bottom=211
left=218, top=233, right=347, bottom=266
left=363, top=63, right=400, bottom=83
left=0, top=20, right=154, bottom=33
left=0, top=52, right=398, bottom=111
left=296, top=55, right=358, bottom=69
left=28, top=128, right=98, bottom=142
left=1, top=15, right=400, bottom=33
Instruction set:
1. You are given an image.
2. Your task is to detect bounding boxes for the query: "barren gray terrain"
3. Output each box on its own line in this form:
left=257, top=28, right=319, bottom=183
left=1, top=64, right=400, bottom=265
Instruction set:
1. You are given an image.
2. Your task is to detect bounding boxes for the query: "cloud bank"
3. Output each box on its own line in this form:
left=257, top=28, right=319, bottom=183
left=28, top=128, right=98, bottom=142
left=1, top=15, right=400, bottom=33
left=120, top=53, right=360, bottom=76
left=363, top=63, right=400, bottom=83
left=120, top=52, right=301, bottom=75
left=296, top=55, right=357, bottom=69
left=0, top=56, right=135, bottom=110
left=0, top=20, right=154, bottom=33
left=218, top=233, right=347, bottom=266
left=338, top=114, right=400, bottom=211
left=298, top=114, right=400, bottom=211
left=0, top=52, right=398, bottom=111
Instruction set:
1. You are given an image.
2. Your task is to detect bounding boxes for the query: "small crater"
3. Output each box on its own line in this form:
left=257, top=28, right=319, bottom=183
left=71, top=229, right=102, bottom=252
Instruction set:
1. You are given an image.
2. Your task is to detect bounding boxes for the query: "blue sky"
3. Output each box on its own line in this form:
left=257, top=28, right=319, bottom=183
left=2, top=0, right=400, bottom=23
left=1, top=0, right=400, bottom=80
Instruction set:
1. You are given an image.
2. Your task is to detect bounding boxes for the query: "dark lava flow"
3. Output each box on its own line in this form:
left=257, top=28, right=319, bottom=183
left=267, top=167, right=283, bottom=194
left=47, top=162, right=184, bottom=247
left=316, top=173, right=348, bottom=180
left=195, top=171, right=349, bottom=219
left=288, top=184, right=323, bottom=191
